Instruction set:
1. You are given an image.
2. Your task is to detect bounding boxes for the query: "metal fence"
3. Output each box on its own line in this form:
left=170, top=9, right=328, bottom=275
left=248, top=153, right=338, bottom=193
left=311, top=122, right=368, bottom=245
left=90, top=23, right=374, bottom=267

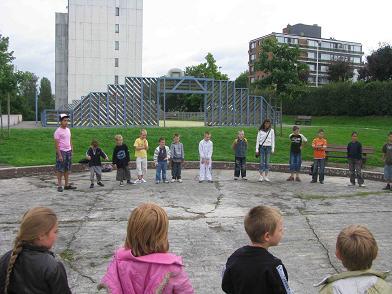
left=45, top=76, right=280, bottom=128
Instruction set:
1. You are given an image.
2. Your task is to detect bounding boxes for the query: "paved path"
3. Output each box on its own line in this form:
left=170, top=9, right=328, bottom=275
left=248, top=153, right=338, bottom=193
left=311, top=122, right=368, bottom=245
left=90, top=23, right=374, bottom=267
left=0, top=170, right=391, bottom=293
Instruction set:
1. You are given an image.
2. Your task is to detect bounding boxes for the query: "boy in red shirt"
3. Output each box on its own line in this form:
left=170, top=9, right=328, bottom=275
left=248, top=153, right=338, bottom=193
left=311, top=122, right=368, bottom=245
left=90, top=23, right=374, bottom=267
left=311, top=129, right=327, bottom=184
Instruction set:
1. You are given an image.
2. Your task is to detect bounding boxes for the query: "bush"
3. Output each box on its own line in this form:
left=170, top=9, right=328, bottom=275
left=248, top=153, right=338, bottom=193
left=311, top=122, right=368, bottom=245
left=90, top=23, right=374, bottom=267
left=283, top=81, right=392, bottom=116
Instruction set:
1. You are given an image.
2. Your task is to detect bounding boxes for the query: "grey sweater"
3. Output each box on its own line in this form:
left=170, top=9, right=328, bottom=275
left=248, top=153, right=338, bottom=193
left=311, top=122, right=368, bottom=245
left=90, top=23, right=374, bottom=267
left=170, top=142, right=184, bottom=162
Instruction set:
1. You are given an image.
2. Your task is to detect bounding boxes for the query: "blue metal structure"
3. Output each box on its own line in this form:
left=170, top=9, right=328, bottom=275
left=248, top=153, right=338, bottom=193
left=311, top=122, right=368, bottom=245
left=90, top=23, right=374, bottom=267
left=42, top=76, right=280, bottom=127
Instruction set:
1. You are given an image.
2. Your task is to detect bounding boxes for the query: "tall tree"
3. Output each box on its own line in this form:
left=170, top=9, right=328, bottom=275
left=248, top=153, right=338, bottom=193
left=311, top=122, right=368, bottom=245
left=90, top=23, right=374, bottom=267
left=235, top=71, right=249, bottom=88
left=39, top=77, right=54, bottom=111
left=0, top=34, right=16, bottom=113
left=13, top=71, right=38, bottom=120
left=359, top=44, right=392, bottom=81
left=254, top=37, right=309, bottom=96
left=327, top=60, right=353, bottom=82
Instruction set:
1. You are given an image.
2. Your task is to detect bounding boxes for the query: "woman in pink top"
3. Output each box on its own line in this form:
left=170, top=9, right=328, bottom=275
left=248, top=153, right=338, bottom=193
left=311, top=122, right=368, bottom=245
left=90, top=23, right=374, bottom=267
left=99, top=203, right=194, bottom=294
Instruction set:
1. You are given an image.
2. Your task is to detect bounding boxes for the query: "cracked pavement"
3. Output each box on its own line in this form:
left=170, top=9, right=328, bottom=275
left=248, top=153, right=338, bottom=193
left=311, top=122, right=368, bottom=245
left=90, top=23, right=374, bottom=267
left=0, top=170, right=391, bottom=293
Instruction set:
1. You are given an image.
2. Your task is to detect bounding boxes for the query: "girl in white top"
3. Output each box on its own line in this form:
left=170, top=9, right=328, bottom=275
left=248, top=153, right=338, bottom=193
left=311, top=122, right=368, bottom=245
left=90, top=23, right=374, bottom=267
left=199, top=131, right=213, bottom=182
left=255, top=119, right=275, bottom=182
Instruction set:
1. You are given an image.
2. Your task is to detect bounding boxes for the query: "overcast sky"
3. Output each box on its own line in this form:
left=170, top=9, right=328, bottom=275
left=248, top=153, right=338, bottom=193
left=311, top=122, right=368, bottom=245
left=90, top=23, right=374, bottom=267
left=0, top=0, right=391, bottom=90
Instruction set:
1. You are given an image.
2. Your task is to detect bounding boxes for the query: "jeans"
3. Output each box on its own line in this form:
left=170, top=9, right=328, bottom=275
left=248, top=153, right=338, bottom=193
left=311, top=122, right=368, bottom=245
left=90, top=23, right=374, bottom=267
left=259, top=146, right=272, bottom=173
left=136, top=157, right=147, bottom=176
left=312, top=159, right=325, bottom=182
left=171, top=161, right=182, bottom=179
left=234, top=157, right=246, bottom=178
left=289, top=152, right=302, bottom=172
left=348, top=158, right=364, bottom=185
left=155, top=161, right=167, bottom=181
left=90, top=166, right=102, bottom=183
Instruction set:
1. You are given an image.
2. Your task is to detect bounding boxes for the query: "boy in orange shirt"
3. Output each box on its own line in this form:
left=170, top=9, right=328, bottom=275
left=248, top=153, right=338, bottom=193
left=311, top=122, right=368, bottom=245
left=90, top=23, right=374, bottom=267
left=311, top=129, right=327, bottom=184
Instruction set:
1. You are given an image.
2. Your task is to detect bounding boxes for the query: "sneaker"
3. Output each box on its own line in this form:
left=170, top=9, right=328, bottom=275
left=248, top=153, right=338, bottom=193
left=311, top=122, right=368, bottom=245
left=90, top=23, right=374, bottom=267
left=97, top=182, right=104, bottom=187
left=171, top=179, right=176, bottom=183
left=57, top=186, right=63, bottom=192
left=126, top=180, right=134, bottom=185
left=135, top=179, right=142, bottom=184
left=286, top=176, right=294, bottom=181
left=119, top=181, right=124, bottom=187
left=295, top=177, right=301, bottom=182
left=208, top=180, right=214, bottom=183
left=90, top=183, right=94, bottom=189
left=163, top=180, right=169, bottom=184
left=199, top=180, right=204, bottom=183
left=155, top=181, right=160, bottom=184
left=320, top=181, right=324, bottom=184
left=141, top=178, right=147, bottom=183
left=234, top=177, right=239, bottom=181
left=64, top=185, right=77, bottom=190
left=258, top=176, right=264, bottom=182
left=242, top=177, right=248, bottom=181
left=348, top=183, right=355, bottom=186
left=178, top=179, right=183, bottom=183
left=382, top=184, right=391, bottom=190
left=264, top=177, right=271, bottom=182
left=311, top=180, right=317, bottom=183
left=359, top=184, right=366, bottom=188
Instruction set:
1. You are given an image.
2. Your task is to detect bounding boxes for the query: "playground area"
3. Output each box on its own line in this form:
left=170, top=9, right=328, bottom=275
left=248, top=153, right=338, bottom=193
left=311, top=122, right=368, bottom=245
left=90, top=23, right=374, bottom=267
left=0, top=169, right=391, bottom=293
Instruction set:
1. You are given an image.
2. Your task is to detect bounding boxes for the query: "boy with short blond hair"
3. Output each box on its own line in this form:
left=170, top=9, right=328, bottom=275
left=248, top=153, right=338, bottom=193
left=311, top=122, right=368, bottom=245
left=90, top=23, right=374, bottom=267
left=134, top=129, right=149, bottom=183
left=222, top=205, right=292, bottom=294
left=317, top=225, right=392, bottom=293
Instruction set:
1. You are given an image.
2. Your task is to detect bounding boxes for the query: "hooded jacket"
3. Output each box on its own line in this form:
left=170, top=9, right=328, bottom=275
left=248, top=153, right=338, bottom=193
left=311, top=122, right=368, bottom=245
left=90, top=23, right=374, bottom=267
left=316, top=269, right=392, bottom=294
left=99, top=248, right=194, bottom=294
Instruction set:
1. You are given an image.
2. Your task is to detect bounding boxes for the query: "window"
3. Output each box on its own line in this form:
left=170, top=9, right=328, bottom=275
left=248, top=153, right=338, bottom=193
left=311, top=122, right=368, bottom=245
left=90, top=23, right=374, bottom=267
left=115, top=41, right=119, bottom=50
left=276, top=36, right=284, bottom=43
left=115, top=7, right=120, bottom=16
left=321, top=41, right=332, bottom=49
left=321, top=53, right=331, bottom=61
left=114, top=75, right=119, bottom=85
left=115, top=24, right=119, bottom=33
left=308, top=76, right=315, bottom=83
left=352, top=45, right=361, bottom=52
left=250, top=77, right=255, bottom=83
left=308, top=64, right=316, bottom=71
left=250, top=42, right=255, bottom=49
left=115, top=58, right=119, bottom=67
left=308, top=40, right=318, bottom=47
left=320, top=65, right=329, bottom=72
left=307, top=51, right=316, bottom=59
left=352, top=57, right=361, bottom=64
left=250, top=65, right=254, bottom=73
left=250, top=54, right=256, bottom=61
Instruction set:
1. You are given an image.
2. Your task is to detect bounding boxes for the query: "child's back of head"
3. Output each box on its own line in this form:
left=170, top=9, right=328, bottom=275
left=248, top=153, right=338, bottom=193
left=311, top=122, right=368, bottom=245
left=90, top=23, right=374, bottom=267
left=336, top=225, right=378, bottom=271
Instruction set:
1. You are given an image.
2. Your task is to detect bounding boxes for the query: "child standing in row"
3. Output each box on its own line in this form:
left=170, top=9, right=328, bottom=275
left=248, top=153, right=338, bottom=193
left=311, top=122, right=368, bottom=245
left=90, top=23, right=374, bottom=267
left=222, top=205, right=292, bottom=293
left=382, top=131, right=392, bottom=191
left=312, top=129, right=327, bottom=184
left=199, top=131, right=213, bottom=183
left=170, top=133, right=185, bottom=183
left=134, top=129, right=149, bottom=184
left=154, top=137, right=171, bottom=184
left=86, top=139, right=109, bottom=188
left=232, top=130, right=248, bottom=180
left=112, top=135, right=131, bottom=187
left=99, top=203, right=194, bottom=293
left=256, top=119, right=275, bottom=182
left=347, top=132, right=365, bottom=187
left=287, top=126, right=307, bottom=182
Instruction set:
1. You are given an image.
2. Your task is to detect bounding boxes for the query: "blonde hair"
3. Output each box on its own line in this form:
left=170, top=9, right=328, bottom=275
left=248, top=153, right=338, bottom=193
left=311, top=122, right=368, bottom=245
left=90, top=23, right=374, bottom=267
left=124, top=203, right=169, bottom=257
left=115, top=134, right=123, bottom=141
left=244, top=206, right=282, bottom=243
left=4, top=207, right=57, bottom=294
left=140, top=129, right=147, bottom=135
left=238, top=130, right=244, bottom=136
left=336, top=225, right=378, bottom=271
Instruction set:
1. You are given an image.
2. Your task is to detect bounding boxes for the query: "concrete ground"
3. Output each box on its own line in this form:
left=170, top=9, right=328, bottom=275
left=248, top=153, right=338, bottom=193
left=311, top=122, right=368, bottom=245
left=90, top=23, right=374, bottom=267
left=0, top=170, right=391, bottom=293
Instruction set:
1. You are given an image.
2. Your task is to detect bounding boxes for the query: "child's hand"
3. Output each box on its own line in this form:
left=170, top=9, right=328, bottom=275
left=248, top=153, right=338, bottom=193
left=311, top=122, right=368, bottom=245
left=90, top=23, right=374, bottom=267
left=105, top=157, right=109, bottom=161
left=205, top=159, right=210, bottom=165
left=154, top=162, right=157, bottom=167
left=86, top=156, right=91, bottom=160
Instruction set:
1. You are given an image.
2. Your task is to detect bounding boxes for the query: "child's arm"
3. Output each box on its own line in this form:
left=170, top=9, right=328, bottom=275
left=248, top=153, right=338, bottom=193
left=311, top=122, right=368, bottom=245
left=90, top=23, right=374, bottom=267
left=125, top=145, right=130, bottom=163
left=271, top=129, right=275, bottom=153
left=134, top=139, right=144, bottom=151
left=208, top=141, right=213, bottom=159
left=112, top=148, right=117, bottom=165
left=101, top=149, right=109, bottom=161
left=166, top=146, right=171, bottom=160
left=222, top=266, right=234, bottom=294
left=255, top=132, right=260, bottom=153
left=86, top=148, right=91, bottom=160
left=382, top=145, right=386, bottom=161
left=153, top=147, right=159, bottom=163
left=232, top=139, right=237, bottom=151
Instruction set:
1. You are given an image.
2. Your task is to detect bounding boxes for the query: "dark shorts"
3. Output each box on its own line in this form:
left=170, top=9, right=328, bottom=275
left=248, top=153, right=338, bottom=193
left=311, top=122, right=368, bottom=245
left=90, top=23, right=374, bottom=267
left=56, top=150, right=72, bottom=173
left=385, top=165, right=392, bottom=181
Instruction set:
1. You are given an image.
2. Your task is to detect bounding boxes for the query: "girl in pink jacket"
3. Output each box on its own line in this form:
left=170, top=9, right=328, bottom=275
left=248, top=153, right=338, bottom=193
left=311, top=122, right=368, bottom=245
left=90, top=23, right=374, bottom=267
left=99, top=203, right=194, bottom=294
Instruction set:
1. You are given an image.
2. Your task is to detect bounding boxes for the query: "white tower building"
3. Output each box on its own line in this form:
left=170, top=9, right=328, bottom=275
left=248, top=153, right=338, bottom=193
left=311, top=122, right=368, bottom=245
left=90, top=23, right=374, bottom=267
left=55, top=0, right=143, bottom=109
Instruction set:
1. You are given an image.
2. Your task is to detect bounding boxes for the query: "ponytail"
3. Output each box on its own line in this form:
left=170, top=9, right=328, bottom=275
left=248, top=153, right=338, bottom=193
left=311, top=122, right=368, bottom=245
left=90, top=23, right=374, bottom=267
left=4, top=239, right=23, bottom=294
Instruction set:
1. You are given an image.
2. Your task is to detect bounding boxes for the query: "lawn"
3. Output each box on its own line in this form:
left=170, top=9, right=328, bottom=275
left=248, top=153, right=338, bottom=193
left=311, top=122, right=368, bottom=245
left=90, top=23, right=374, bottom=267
left=0, top=116, right=390, bottom=167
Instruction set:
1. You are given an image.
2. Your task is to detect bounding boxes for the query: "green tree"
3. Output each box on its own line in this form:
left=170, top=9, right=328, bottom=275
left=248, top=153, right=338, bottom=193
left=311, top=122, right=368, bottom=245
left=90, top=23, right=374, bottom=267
left=235, top=71, right=249, bottom=88
left=359, top=44, right=392, bottom=81
left=0, top=34, right=17, bottom=114
left=39, top=77, right=54, bottom=112
left=13, top=71, right=38, bottom=120
left=327, top=60, right=353, bottom=82
left=254, top=37, right=308, bottom=96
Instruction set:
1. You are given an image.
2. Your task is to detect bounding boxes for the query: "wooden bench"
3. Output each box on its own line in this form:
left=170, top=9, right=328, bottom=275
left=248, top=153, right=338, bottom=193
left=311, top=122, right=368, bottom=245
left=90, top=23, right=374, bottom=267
left=295, top=115, right=312, bottom=125
left=325, top=144, right=375, bottom=164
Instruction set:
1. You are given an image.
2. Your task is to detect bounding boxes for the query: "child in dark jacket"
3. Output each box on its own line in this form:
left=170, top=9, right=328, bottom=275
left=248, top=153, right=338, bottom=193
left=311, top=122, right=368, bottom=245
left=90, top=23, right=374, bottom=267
left=347, top=132, right=365, bottom=187
left=112, top=134, right=131, bottom=187
left=86, top=139, right=109, bottom=188
left=222, top=205, right=292, bottom=294
left=0, top=207, right=71, bottom=294
left=232, top=130, right=248, bottom=180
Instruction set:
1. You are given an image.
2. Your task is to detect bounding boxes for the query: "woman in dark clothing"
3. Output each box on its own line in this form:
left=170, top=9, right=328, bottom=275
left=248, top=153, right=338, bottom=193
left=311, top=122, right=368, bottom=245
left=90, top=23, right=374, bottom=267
left=0, top=207, right=71, bottom=294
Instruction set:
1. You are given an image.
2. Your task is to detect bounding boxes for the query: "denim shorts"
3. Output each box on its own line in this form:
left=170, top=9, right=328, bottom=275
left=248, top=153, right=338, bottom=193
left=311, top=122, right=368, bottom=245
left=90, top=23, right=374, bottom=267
left=385, top=165, right=392, bottom=181
left=56, top=150, right=72, bottom=172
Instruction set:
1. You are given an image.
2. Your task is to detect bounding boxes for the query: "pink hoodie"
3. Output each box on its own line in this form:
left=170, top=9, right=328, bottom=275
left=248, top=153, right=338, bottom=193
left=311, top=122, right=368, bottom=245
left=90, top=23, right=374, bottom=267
left=100, top=248, right=194, bottom=294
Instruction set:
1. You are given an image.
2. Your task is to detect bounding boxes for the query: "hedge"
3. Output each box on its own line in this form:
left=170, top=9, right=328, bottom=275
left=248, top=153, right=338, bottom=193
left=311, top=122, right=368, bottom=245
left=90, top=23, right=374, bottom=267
left=283, top=81, right=392, bottom=116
